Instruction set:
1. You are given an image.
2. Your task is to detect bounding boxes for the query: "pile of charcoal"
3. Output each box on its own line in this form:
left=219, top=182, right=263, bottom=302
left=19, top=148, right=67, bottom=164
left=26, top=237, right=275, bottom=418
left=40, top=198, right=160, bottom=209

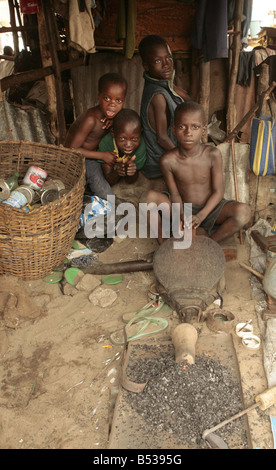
left=125, top=345, right=249, bottom=449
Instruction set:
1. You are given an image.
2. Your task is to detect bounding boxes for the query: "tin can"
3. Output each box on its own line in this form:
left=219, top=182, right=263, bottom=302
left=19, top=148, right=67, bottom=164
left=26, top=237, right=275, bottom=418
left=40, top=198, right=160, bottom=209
left=17, top=185, right=35, bottom=204
left=2, top=190, right=28, bottom=208
left=0, top=179, right=11, bottom=200
left=39, top=179, right=58, bottom=192
left=52, top=179, right=65, bottom=192
left=23, top=165, right=48, bottom=190
left=41, top=189, right=60, bottom=205
left=39, top=178, right=65, bottom=195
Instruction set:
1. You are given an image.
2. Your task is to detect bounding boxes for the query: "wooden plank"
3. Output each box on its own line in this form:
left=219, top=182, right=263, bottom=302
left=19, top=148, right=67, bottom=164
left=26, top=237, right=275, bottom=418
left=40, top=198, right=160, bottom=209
left=37, top=0, right=59, bottom=141
left=14, top=0, right=27, bottom=50
left=0, top=25, right=38, bottom=33
left=226, top=0, right=242, bottom=134
left=8, top=0, right=19, bottom=54
left=0, top=58, right=84, bottom=92
left=42, top=0, right=67, bottom=144
left=199, top=59, right=210, bottom=141
left=250, top=231, right=276, bottom=253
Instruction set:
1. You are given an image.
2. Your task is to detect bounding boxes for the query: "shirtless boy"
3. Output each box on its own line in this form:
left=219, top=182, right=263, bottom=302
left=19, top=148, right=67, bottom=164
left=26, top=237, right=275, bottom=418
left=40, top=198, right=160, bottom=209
left=65, top=73, right=127, bottom=199
left=145, top=101, right=251, bottom=244
left=138, top=35, right=191, bottom=180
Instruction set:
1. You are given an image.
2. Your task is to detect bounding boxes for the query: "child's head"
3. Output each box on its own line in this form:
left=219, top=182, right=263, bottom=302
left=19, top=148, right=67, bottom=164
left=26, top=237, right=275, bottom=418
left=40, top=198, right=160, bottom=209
left=112, top=109, right=141, bottom=156
left=174, top=102, right=207, bottom=144
left=138, top=35, right=173, bottom=81
left=97, top=73, right=128, bottom=119
left=3, top=45, right=14, bottom=56
left=175, top=102, right=206, bottom=125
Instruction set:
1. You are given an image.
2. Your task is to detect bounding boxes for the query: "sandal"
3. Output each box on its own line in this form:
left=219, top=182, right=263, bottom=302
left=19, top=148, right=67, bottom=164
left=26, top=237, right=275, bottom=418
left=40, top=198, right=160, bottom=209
left=122, top=300, right=172, bottom=323
left=110, top=315, right=169, bottom=345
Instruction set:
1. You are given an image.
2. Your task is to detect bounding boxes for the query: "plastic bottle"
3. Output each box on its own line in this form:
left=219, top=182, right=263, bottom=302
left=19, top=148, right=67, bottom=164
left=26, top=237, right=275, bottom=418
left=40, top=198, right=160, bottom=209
left=6, top=172, right=19, bottom=191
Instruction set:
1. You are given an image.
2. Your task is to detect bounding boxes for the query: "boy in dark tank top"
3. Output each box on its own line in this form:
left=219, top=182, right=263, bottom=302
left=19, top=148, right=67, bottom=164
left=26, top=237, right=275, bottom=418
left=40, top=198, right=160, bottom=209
left=139, top=35, right=191, bottom=180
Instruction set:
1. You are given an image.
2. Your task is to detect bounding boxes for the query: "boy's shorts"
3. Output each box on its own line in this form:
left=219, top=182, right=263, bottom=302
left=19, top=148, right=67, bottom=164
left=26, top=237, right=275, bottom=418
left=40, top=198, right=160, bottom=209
left=192, top=199, right=232, bottom=235
left=161, top=193, right=232, bottom=235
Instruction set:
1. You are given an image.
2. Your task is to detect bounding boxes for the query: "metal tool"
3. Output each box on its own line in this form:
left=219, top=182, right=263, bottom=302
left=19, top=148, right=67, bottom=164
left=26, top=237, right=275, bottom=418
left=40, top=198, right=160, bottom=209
left=204, top=432, right=229, bottom=449
left=203, top=385, right=276, bottom=447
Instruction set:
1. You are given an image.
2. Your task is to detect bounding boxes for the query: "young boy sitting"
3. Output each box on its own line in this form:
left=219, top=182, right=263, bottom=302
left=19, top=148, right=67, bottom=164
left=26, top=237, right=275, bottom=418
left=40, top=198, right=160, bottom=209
left=65, top=72, right=127, bottom=199
left=138, top=34, right=191, bottom=181
left=98, top=108, right=146, bottom=187
left=144, top=101, right=251, bottom=244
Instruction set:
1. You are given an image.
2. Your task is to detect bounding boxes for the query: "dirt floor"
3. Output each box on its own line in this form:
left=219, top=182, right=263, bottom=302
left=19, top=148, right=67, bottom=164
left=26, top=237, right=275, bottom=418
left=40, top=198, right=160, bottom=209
left=0, top=231, right=275, bottom=450
left=0, top=177, right=275, bottom=450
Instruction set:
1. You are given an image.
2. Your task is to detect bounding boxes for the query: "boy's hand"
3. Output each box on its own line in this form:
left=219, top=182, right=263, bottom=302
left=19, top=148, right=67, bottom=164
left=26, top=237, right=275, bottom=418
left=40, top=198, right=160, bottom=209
left=126, top=156, right=137, bottom=176
left=117, top=156, right=136, bottom=176
left=181, top=212, right=192, bottom=230
left=191, top=214, right=202, bottom=229
left=180, top=214, right=203, bottom=232
left=102, top=151, right=117, bottom=165
left=100, top=117, right=113, bottom=130
left=117, top=160, right=126, bottom=176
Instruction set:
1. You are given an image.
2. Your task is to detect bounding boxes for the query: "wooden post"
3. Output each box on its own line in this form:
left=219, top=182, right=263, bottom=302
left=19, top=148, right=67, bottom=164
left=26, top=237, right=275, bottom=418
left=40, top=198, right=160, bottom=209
left=42, top=0, right=67, bottom=144
left=225, top=0, right=243, bottom=244
left=228, top=32, right=233, bottom=80
left=37, top=0, right=59, bottom=141
left=8, top=0, right=19, bottom=54
left=14, top=0, right=27, bottom=50
left=231, top=139, right=243, bottom=243
left=0, top=58, right=85, bottom=93
left=199, top=59, right=210, bottom=143
left=226, top=0, right=242, bottom=135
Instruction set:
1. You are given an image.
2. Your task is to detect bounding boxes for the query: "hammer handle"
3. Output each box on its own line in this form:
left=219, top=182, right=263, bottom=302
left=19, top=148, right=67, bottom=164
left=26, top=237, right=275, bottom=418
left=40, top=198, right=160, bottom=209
left=203, top=402, right=260, bottom=438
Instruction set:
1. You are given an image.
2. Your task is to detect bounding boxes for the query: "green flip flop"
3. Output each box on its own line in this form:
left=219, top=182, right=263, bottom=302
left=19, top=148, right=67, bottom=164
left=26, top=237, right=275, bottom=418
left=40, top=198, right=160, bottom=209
left=110, top=315, right=169, bottom=345
left=64, top=267, right=81, bottom=285
left=43, top=271, right=63, bottom=284
left=102, top=274, right=123, bottom=285
left=122, top=300, right=172, bottom=323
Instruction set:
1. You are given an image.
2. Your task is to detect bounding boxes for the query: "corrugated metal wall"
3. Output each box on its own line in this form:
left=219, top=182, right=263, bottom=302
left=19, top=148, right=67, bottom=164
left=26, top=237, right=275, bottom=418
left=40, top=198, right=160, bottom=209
left=71, top=52, right=144, bottom=118
left=0, top=94, right=55, bottom=144
left=70, top=51, right=192, bottom=118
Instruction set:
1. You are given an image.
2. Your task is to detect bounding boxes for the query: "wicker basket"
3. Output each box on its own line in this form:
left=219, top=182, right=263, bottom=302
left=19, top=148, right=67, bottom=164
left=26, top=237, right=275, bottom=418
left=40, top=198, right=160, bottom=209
left=0, top=140, right=85, bottom=280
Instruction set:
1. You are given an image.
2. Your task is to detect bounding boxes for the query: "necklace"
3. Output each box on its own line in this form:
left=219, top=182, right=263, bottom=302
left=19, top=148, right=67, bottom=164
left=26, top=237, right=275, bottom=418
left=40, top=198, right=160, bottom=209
left=113, top=138, right=132, bottom=163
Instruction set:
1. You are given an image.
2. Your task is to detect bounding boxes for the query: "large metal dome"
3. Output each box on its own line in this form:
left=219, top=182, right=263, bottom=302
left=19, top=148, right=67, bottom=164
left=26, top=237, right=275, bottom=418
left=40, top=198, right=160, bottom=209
left=153, top=236, right=226, bottom=318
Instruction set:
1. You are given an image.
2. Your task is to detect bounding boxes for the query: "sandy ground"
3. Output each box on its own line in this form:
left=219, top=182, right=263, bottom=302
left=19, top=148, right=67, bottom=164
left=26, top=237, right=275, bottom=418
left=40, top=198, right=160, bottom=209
left=0, top=235, right=159, bottom=449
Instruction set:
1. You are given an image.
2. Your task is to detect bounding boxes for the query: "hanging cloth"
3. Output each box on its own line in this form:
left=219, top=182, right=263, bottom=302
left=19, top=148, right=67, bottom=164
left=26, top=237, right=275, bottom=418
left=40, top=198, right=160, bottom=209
left=228, top=0, right=253, bottom=46
left=191, top=0, right=228, bottom=62
left=237, top=50, right=255, bottom=87
left=68, top=0, right=96, bottom=53
left=115, top=0, right=137, bottom=60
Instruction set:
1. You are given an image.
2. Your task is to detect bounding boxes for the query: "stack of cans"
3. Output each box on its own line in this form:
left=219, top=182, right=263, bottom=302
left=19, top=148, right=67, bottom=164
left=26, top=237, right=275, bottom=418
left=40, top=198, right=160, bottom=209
left=2, top=185, right=36, bottom=209
left=0, top=165, right=67, bottom=210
